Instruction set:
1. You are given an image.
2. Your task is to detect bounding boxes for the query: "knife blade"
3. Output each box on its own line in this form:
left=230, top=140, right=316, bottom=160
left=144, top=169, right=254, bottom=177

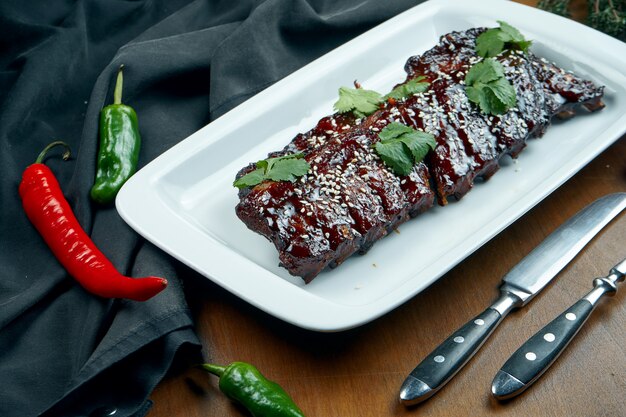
left=492, top=257, right=626, bottom=400
left=399, top=192, right=626, bottom=406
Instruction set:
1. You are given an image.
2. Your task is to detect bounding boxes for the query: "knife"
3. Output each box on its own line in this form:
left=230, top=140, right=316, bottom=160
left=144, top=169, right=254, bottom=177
left=491, top=257, right=626, bottom=400
left=399, top=192, right=626, bottom=406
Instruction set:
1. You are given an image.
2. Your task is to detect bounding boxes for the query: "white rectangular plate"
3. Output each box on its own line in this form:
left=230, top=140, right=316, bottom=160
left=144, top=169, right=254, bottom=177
left=117, top=0, right=626, bottom=331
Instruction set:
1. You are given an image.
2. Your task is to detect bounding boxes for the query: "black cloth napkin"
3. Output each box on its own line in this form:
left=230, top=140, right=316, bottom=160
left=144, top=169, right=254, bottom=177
left=0, top=0, right=424, bottom=416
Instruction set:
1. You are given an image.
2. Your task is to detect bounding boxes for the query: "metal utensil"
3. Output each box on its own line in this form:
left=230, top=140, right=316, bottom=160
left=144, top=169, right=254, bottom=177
left=491, top=257, right=626, bottom=400
left=399, top=193, right=626, bottom=405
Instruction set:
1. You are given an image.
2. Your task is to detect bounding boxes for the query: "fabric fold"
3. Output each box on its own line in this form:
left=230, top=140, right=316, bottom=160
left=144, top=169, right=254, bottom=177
left=0, top=0, right=424, bottom=416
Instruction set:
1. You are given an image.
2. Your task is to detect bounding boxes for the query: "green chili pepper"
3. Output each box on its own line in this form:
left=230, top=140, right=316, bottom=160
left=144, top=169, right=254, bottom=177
left=90, top=64, right=141, bottom=204
left=201, top=362, right=305, bottom=417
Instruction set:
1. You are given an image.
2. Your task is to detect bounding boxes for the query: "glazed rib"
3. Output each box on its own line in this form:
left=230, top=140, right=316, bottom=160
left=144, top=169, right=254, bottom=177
left=235, top=28, right=604, bottom=282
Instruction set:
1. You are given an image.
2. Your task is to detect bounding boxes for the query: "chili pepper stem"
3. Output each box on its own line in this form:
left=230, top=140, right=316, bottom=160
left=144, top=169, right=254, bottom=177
left=113, top=64, right=124, bottom=105
left=35, top=141, right=71, bottom=164
left=200, top=363, right=226, bottom=377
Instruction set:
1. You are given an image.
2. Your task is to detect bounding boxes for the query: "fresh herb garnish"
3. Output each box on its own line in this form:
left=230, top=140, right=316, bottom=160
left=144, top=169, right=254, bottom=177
left=333, top=86, right=383, bottom=118
left=373, top=122, right=436, bottom=176
left=476, top=21, right=532, bottom=58
left=233, top=154, right=310, bottom=189
left=464, top=58, right=517, bottom=115
left=384, top=76, right=430, bottom=100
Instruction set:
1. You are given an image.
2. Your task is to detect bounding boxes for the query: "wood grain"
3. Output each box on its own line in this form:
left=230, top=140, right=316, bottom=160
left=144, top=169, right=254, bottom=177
left=148, top=2, right=626, bottom=416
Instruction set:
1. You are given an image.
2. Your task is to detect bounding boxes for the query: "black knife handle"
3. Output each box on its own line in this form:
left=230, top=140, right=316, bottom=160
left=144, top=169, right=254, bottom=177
left=400, top=307, right=502, bottom=405
left=493, top=299, right=594, bottom=400
left=492, top=263, right=626, bottom=401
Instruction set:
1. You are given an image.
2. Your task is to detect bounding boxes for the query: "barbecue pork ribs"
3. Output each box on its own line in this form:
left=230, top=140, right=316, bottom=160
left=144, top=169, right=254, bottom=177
left=234, top=28, right=605, bottom=282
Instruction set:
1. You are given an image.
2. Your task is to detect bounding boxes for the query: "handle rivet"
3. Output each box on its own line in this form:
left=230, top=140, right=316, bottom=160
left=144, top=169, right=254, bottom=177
left=543, top=333, right=555, bottom=342
left=525, top=352, right=537, bottom=361
left=434, top=355, right=445, bottom=363
left=565, top=313, right=576, bottom=321
left=474, top=319, right=485, bottom=326
left=453, top=336, right=465, bottom=343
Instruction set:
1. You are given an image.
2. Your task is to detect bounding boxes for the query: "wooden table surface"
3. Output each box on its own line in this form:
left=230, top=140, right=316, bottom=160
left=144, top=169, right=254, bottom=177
left=148, top=2, right=626, bottom=416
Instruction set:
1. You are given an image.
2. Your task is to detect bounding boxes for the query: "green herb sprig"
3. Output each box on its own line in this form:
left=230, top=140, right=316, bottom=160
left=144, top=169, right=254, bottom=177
left=464, top=58, right=517, bottom=115
left=476, top=20, right=532, bottom=58
left=373, top=122, right=436, bottom=176
left=233, top=154, right=310, bottom=189
left=384, top=76, right=430, bottom=100
left=465, top=21, right=527, bottom=115
left=333, top=86, right=383, bottom=118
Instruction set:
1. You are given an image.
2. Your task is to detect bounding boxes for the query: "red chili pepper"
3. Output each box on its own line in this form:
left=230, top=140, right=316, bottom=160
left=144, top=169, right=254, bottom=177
left=19, top=141, right=167, bottom=301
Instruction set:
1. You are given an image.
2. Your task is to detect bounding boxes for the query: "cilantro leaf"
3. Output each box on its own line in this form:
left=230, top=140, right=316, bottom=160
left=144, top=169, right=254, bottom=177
left=399, top=131, right=437, bottom=163
left=233, top=154, right=310, bottom=189
left=374, top=122, right=436, bottom=176
left=233, top=168, right=266, bottom=189
left=476, top=29, right=505, bottom=58
left=464, top=58, right=517, bottom=115
left=256, top=158, right=270, bottom=171
left=333, top=86, right=383, bottom=118
left=476, top=21, right=532, bottom=58
left=464, top=58, right=505, bottom=85
left=265, top=156, right=310, bottom=182
left=489, top=76, right=517, bottom=108
left=497, top=21, right=529, bottom=47
left=384, top=76, right=430, bottom=100
left=375, top=141, right=414, bottom=176
left=479, top=87, right=509, bottom=115
left=377, top=122, right=416, bottom=141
